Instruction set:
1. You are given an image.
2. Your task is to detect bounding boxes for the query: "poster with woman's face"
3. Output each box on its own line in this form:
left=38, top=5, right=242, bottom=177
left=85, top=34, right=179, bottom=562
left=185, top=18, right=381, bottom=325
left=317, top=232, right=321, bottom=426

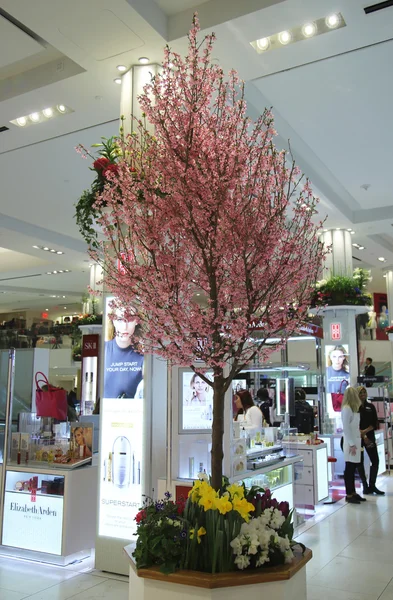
left=325, top=344, right=350, bottom=394
left=103, top=300, right=144, bottom=400
left=181, top=372, right=213, bottom=431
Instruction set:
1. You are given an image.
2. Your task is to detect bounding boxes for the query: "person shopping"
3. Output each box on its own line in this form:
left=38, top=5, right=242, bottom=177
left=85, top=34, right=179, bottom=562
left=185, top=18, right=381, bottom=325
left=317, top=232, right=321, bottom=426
left=357, top=386, right=385, bottom=495
left=342, top=387, right=366, bottom=504
left=234, top=390, right=262, bottom=431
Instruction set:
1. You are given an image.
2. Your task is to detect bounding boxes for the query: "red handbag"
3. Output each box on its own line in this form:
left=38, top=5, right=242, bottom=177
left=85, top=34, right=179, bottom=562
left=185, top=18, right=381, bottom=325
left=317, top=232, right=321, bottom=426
left=35, top=372, right=67, bottom=420
left=331, top=379, right=348, bottom=412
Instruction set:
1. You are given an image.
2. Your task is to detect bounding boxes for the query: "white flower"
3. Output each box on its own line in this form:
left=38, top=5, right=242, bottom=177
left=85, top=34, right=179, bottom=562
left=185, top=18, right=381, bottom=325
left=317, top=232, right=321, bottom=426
left=230, top=537, right=243, bottom=556
left=235, top=555, right=251, bottom=570
left=198, top=472, right=209, bottom=482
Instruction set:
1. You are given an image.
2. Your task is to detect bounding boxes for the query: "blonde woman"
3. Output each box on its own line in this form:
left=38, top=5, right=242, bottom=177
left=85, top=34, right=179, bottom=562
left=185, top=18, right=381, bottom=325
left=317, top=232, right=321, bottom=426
left=342, top=387, right=366, bottom=504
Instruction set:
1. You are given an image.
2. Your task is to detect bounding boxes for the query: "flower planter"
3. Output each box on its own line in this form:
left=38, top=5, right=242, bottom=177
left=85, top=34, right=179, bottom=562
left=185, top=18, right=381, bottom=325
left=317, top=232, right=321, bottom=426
left=125, top=546, right=312, bottom=600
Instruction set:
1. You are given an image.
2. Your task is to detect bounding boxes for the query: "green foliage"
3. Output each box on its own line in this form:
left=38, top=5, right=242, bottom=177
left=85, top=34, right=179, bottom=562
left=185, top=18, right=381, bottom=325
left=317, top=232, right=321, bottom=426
left=312, top=268, right=372, bottom=307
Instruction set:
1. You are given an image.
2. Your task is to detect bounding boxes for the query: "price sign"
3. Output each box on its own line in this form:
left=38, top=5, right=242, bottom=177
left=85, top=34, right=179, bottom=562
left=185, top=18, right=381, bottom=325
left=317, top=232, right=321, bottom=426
left=330, top=323, right=341, bottom=341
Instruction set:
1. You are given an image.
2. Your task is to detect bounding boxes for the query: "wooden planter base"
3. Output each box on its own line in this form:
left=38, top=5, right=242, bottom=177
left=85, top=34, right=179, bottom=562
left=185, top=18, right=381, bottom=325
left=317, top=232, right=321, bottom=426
left=125, top=546, right=312, bottom=600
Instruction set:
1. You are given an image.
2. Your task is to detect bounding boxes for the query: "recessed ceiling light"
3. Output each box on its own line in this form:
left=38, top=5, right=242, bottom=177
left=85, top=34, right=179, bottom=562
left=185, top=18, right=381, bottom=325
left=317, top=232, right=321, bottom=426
left=17, top=117, right=27, bottom=127
left=335, top=228, right=340, bottom=230
left=326, top=14, right=340, bottom=28
left=350, top=231, right=355, bottom=235
left=64, top=307, right=67, bottom=309
left=323, top=229, right=328, bottom=232
left=50, top=249, right=56, bottom=253
left=43, top=247, right=49, bottom=251
left=278, top=31, right=291, bottom=45
left=57, top=104, right=66, bottom=113
left=46, top=308, right=49, bottom=311
left=32, top=245, right=39, bottom=249
left=114, top=78, right=122, bottom=85
left=58, top=270, right=64, bottom=273
left=378, top=257, right=386, bottom=262
left=347, top=228, right=352, bottom=232
left=30, top=112, right=40, bottom=123
left=138, top=57, right=150, bottom=64
left=302, top=22, right=317, bottom=37
left=43, top=108, right=53, bottom=118
left=383, top=274, right=387, bottom=278
left=11, top=105, right=73, bottom=127
left=256, top=37, right=270, bottom=51
left=53, top=271, right=57, bottom=274
left=116, top=65, right=127, bottom=72
left=56, top=251, right=64, bottom=255
left=358, top=246, right=365, bottom=250
left=46, top=272, right=52, bottom=275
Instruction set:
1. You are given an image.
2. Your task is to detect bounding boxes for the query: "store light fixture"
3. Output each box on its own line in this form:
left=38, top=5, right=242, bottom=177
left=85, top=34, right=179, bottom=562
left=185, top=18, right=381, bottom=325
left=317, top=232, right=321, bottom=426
left=326, top=13, right=340, bottom=28
left=138, top=57, right=150, bottom=64
left=302, top=22, right=317, bottom=37
left=352, top=243, right=365, bottom=250
left=383, top=274, right=387, bottom=278
left=116, top=65, right=127, bottom=72
left=250, top=12, right=346, bottom=54
left=350, top=231, right=355, bottom=235
left=11, top=104, right=73, bottom=128
left=32, top=245, right=64, bottom=254
left=278, top=30, right=292, bottom=45
left=46, top=270, right=71, bottom=275
left=114, top=78, right=122, bottom=85
left=378, top=257, right=386, bottom=262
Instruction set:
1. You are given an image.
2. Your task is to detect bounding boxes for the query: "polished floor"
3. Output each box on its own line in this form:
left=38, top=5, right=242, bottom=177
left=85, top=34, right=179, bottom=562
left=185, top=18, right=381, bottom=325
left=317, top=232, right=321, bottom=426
left=0, top=474, right=392, bottom=599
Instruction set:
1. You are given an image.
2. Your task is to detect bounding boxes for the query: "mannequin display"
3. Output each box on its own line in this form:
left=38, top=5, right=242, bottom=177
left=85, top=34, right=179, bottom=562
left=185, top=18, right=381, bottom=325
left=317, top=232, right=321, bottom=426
left=378, top=305, right=389, bottom=330
left=367, top=308, right=377, bottom=341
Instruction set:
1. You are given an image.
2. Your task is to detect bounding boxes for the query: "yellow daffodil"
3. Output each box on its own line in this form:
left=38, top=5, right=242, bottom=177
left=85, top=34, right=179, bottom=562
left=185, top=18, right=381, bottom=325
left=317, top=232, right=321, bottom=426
left=189, top=526, right=206, bottom=543
left=214, top=496, right=233, bottom=515
left=227, top=483, right=245, bottom=500
left=232, top=497, right=255, bottom=522
left=197, top=527, right=206, bottom=542
left=199, top=489, right=217, bottom=511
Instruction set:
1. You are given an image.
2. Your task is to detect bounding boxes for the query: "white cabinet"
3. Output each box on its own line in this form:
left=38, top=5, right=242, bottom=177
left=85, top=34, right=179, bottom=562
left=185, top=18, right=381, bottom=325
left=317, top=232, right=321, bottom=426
left=288, top=444, right=329, bottom=508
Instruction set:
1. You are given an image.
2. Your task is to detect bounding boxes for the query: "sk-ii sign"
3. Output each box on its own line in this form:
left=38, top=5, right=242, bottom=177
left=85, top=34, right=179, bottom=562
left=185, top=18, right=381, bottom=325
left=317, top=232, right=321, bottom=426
left=330, top=323, right=342, bottom=341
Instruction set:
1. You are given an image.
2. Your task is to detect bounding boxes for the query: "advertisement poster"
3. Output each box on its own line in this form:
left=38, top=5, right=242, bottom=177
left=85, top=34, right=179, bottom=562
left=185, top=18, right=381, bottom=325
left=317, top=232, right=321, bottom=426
left=71, top=423, right=93, bottom=458
left=103, top=300, right=144, bottom=400
left=181, top=371, right=213, bottom=431
left=325, top=344, right=350, bottom=393
left=98, top=398, right=143, bottom=539
left=98, top=297, right=145, bottom=540
left=81, top=334, right=99, bottom=415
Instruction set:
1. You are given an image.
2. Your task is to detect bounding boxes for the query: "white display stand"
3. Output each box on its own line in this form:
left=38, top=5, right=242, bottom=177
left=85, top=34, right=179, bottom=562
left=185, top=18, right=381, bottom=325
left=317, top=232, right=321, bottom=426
left=0, top=463, right=98, bottom=565
left=284, top=443, right=329, bottom=508
left=125, top=546, right=311, bottom=600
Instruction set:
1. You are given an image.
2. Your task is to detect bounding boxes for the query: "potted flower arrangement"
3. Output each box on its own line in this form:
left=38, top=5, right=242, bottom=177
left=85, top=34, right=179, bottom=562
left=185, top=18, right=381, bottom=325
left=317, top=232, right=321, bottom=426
left=385, top=325, right=393, bottom=341
left=311, top=268, right=372, bottom=307
left=133, top=480, right=300, bottom=575
left=75, top=136, right=120, bottom=248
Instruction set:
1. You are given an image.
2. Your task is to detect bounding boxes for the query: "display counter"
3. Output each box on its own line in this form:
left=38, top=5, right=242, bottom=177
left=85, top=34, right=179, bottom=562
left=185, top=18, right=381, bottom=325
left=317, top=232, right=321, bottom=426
left=158, top=454, right=303, bottom=515
left=283, top=442, right=329, bottom=508
left=0, top=462, right=98, bottom=565
left=320, top=431, right=386, bottom=478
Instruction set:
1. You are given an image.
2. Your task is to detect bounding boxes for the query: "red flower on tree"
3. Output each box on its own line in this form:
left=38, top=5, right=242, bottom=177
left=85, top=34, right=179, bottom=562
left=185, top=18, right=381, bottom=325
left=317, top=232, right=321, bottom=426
left=93, top=157, right=110, bottom=172
left=93, top=17, right=326, bottom=489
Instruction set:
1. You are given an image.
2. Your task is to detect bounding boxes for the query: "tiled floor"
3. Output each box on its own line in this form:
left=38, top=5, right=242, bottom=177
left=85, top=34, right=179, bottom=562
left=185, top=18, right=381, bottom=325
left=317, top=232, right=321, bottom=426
left=0, top=474, right=392, bottom=599
left=296, top=473, right=393, bottom=600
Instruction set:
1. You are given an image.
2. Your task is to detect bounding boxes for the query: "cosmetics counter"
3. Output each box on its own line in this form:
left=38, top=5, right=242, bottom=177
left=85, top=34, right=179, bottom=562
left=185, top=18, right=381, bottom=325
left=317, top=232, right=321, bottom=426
left=0, top=461, right=98, bottom=565
left=319, top=431, right=385, bottom=479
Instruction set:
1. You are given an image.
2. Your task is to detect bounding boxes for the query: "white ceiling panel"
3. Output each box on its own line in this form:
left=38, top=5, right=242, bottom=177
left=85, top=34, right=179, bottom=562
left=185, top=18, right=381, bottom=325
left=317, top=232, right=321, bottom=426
left=0, top=15, right=44, bottom=69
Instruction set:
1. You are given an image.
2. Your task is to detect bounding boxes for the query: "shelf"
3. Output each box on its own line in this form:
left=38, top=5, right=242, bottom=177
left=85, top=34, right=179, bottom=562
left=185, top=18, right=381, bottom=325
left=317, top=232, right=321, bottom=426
left=5, top=490, right=64, bottom=499
left=247, top=444, right=283, bottom=459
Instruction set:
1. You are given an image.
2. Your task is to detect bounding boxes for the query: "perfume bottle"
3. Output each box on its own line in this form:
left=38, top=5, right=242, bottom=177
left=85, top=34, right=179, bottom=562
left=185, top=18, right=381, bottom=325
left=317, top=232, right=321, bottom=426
left=112, top=436, right=131, bottom=488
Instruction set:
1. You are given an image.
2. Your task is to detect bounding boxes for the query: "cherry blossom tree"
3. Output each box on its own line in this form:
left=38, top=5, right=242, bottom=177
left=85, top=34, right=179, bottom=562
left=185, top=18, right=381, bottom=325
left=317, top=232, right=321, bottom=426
left=93, top=18, right=325, bottom=490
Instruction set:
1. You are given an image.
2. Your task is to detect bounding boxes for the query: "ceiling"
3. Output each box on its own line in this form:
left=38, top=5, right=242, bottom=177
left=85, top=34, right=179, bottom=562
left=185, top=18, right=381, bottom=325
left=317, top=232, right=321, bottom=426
left=0, top=0, right=392, bottom=317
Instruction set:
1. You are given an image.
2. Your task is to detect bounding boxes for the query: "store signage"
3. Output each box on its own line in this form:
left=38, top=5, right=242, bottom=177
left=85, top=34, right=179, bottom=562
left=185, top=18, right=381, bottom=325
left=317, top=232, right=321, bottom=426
left=298, top=323, right=323, bottom=339
left=2, top=492, right=63, bottom=555
left=330, top=323, right=341, bottom=341
left=81, top=334, right=99, bottom=415
left=98, top=296, right=145, bottom=540
left=41, top=312, right=48, bottom=319
left=357, top=375, right=389, bottom=383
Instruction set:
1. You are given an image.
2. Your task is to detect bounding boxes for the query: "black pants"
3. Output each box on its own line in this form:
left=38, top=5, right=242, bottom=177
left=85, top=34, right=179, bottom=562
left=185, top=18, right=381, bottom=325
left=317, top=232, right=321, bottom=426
left=357, top=444, right=380, bottom=490
left=344, top=461, right=358, bottom=496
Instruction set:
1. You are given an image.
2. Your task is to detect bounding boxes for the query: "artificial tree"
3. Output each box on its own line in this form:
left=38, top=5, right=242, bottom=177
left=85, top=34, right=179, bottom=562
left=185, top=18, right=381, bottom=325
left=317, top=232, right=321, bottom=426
left=91, top=18, right=325, bottom=490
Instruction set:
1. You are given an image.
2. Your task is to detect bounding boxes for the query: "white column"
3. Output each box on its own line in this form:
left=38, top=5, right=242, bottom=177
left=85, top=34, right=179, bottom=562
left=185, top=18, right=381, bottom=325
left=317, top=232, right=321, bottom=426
left=385, top=270, right=393, bottom=326
left=120, top=64, right=160, bottom=136
left=320, top=229, right=353, bottom=277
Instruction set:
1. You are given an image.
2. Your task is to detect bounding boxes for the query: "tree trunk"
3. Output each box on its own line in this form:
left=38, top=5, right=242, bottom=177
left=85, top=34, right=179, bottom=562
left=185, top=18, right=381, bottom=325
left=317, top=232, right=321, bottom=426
left=211, top=370, right=225, bottom=490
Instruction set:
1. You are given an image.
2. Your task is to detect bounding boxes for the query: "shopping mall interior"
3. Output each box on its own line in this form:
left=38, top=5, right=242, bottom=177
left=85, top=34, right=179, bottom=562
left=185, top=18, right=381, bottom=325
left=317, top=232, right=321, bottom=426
left=1, top=1, right=393, bottom=599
